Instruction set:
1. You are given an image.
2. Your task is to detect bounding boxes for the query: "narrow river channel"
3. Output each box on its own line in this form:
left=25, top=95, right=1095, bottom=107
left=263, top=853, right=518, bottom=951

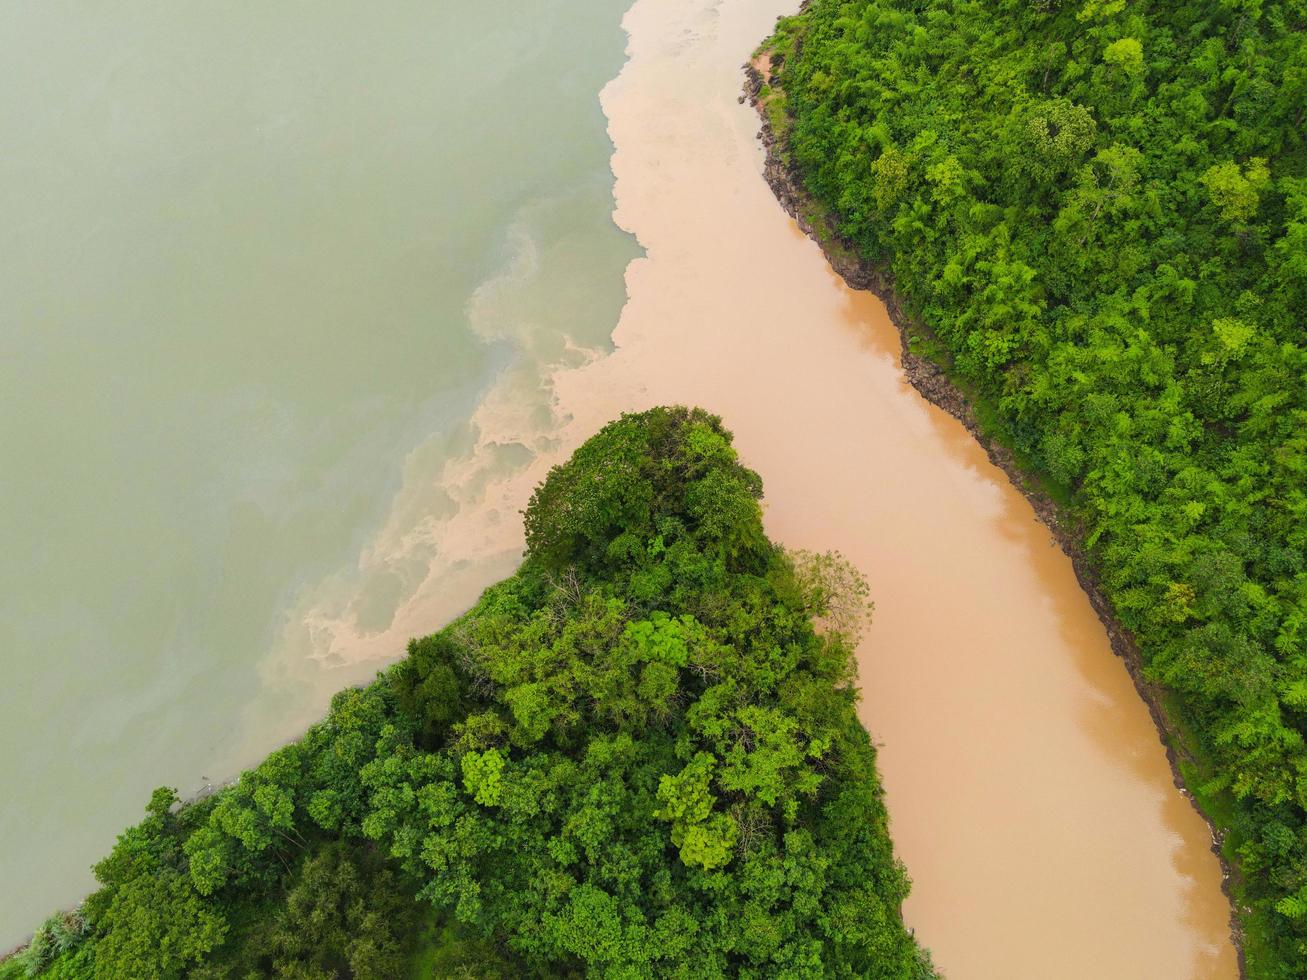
left=542, top=0, right=1240, bottom=975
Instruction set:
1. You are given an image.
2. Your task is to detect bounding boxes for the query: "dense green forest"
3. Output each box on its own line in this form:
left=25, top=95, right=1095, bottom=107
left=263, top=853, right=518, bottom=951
left=761, top=0, right=1305, bottom=974
left=3, top=407, right=933, bottom=979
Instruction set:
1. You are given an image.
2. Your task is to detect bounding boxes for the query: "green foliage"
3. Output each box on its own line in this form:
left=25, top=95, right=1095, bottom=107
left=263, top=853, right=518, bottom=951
left=90, top=871, right=226, bottom=980
left=190, top=842, right=416, bottom=980
left=767, top=1, right=1306, bottom=973
left=460, top=749, right=506, bottom=807
left=655, top=753, right=737, bottom=868
left=522, top=406, right=769, bottom=579
left=7, top=914, right=87, bottom=979
left=1202, top=159, right=1272, bottom=225
left=9, top=408, right=931, bottom=979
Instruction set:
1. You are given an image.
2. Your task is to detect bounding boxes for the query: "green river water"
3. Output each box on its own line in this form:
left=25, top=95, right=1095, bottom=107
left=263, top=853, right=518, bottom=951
left=0, top=0, right=635, bottom=945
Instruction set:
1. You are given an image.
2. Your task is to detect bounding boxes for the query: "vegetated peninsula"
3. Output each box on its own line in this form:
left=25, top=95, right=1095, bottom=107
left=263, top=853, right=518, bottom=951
left=3, top=408, right=935, bottom=979
left=755, top=1, right=1305, bottom=974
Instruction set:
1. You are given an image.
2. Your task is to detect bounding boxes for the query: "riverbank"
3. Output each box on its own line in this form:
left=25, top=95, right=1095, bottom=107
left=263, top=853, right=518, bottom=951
left=745, top=46, right=1246, bottom=974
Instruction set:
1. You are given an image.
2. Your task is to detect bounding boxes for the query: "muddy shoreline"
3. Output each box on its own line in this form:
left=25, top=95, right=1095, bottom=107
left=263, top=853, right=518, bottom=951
left=744, top=59, right=1246, bottom=975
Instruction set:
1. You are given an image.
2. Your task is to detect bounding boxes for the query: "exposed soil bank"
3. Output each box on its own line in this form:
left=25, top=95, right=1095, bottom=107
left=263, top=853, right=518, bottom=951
left=746, top=47, right=1246, bottom=976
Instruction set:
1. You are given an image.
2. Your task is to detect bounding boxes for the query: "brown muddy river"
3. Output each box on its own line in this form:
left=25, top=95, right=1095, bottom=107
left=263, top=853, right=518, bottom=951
left=247, top=0, right=1238, bottom=974
left=546, top=0, right=1239, bottom=975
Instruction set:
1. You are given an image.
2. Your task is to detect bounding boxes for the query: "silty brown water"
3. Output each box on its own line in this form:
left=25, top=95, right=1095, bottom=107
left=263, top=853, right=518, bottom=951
left=538, top=0, right=1240, bottom=975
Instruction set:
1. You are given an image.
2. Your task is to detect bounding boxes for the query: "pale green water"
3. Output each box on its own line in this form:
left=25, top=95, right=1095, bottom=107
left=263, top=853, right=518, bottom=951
left=0, top=0, right=636, bottom=945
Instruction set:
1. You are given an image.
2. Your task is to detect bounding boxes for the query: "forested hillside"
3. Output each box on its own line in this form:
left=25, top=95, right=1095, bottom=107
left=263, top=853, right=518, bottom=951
left=761, top=0, right=1306, bottom=973
left=3, top=407, right=933, bottom=979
